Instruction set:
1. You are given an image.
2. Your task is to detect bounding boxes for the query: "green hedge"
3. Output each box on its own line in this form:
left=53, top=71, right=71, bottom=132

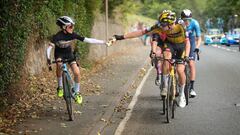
left=0, top=0, right=102, bottom=93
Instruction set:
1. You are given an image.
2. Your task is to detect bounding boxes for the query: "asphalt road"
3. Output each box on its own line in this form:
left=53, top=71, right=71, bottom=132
left=14, top=44, right=240, bottom=135
left=112, top=44, right=240, bottom=135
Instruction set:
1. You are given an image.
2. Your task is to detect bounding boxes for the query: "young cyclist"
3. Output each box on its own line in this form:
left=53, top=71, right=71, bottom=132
left=181, top=9, right=201, bottom=98
left=46, top=16, right=105, bottom=104
left=110, top=10, right=190, bottom=108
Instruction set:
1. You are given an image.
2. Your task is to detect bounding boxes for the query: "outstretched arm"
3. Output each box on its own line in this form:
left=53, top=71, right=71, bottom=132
left=124, top=29, right=148, bottom=39
left=114, top=24, right=158, bottom=40
left=83, top=37, right=105, bottom=44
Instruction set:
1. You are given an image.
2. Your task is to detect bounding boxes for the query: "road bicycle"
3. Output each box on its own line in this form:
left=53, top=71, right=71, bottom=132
left=161, top=58, right=179, bottom=123
left=49, top=58, right=76, bottom=121
left=184, top=52, right=200, bottom=105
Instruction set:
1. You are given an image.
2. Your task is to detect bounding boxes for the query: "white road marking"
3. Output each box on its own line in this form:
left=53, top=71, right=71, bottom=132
left=210, top=44, right=239, bottom=53
left=114, top=66, right=153, bottom=135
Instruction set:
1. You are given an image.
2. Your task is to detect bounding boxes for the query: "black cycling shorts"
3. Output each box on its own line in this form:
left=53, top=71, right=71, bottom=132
left=54, top=46, right=76, bottom=64
left=163, top=42, right=186, bottom=61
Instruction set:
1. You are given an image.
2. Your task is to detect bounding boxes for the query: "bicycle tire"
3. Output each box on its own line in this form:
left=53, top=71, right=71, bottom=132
left=166, top=75, right=172, bottom=123
left=171, top=75, right=177, bottom=119
left=160, top=74, right=165, bottom=115
left=62, top=72, right=74, bottom=121
left=184, top=64, right=190, bottom=105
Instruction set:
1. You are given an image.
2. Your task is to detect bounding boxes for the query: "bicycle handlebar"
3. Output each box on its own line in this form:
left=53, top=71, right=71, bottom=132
left=196, top=52, right=200, bottom=61
left=48, top=58, right=75, bottom=71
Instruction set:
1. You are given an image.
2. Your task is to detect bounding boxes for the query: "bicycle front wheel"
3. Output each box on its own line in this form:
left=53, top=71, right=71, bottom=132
left=184, top=65, right=190, bottom=105
left=166, top=75, right=173, bottom=123
left=62, top=72, right=74, bottom=121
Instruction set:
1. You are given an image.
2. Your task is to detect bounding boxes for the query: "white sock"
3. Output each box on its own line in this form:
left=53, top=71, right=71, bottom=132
left=163, top=75, right=169, bottom=88
left=74, top=83, right=80, bottom=93
left=179, top=84, right=185, bottom=96
left=58, top=77, right=63, bottom=88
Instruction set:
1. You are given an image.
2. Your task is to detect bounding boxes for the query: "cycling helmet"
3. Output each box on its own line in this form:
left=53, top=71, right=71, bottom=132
left=158, top=10, right=176, bottom=26
left=56, top=16, right=75, bottom=29
left=181, top=9, right=192, bottom=19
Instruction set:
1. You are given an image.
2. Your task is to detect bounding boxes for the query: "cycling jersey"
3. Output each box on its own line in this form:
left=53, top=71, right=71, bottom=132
left=186, top=18, right=201, bottom=38
left=49, top=31, right=85, bottom=62
left=146, top=23, right=188, bottom=44
left=152, top=33, right=165, bottom=47
left=186, top=18, right=201, bottom=60
left=51, top=31, right=85, bottom=48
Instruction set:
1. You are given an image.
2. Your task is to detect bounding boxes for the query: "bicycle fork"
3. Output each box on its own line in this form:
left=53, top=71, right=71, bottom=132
left=170, top=66, right=176, bottom=100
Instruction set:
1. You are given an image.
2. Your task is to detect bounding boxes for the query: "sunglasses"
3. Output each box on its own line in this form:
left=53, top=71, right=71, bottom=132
left=68, top=25, right=74, bottom=29
left=183, top=18, right=192, bottom=22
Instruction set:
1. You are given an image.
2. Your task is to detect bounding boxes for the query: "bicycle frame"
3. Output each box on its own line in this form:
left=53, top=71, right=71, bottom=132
left=49, top=59, right=76, bottom=121
left=162, top=58, right=179, bottom=123
left=61, top=63, right=74, bottom=91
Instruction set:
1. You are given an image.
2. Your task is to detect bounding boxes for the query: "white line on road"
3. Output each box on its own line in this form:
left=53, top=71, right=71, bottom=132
left=114, top=66, right=153, bottom=135
left=211, top=44, right=239, bottom=53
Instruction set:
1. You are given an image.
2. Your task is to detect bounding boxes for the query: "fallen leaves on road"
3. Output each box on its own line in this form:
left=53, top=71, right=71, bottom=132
left=60, top=123, right=67, bottom=128
left=0, top=65, right=103, bottom=134
left=74, top=110, right=82, bottom=114
left=114, top=92, right=132, bottom=113
left=100, top=118, right=107, bottom=123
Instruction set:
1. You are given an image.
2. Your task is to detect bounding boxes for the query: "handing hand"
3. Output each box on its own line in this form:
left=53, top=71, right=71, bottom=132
left=114, top=35, right=125, bottom=40
left=106, top=36, right=117, bottom=47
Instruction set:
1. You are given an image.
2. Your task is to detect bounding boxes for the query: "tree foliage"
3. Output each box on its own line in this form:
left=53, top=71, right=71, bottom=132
left=0, top=0, right=102, bottom=93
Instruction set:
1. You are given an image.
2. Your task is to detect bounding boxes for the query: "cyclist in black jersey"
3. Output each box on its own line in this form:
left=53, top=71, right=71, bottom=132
left=46, top=16, right=105, bottom=104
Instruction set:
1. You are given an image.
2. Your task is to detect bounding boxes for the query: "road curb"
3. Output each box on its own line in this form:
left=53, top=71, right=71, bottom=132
left=88, top=56, right=151, bottom=135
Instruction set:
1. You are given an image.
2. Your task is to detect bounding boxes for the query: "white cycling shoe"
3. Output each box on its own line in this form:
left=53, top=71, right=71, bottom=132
left=190, top=89, right=197, bottom=98
left=178, top=94, right=186, bottom=108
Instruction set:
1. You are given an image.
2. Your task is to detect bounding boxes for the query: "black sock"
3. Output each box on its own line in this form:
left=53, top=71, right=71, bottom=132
left=190, top=80, right=195, bottom=90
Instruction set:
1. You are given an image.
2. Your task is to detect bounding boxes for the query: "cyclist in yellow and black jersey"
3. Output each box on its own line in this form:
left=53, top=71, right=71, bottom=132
left=111, top=10, right=190, bottom=108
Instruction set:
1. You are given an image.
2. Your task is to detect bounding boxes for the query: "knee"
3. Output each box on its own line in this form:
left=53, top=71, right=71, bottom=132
left=73, top=68, right=80, bottom=76
left=163, top=51, right=171, bottom=59
left=177, top=66, right=185, bottom=73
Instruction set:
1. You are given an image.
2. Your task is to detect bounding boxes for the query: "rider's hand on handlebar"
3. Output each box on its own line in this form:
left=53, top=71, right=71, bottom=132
left=47, top=59, right=51, bottom=65
left=184, top=56, right=190, bottom=62
left=47, top=59, right=52, bottom=71
left=194, top=48, right=199, bottom=53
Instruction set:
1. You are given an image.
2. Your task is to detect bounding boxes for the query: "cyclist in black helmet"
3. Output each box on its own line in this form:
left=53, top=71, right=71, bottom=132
left=46, top=16, right=105, bottom=104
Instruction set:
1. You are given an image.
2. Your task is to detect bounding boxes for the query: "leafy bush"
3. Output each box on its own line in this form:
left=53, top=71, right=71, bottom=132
left=0, top=0, right=102, bottom=93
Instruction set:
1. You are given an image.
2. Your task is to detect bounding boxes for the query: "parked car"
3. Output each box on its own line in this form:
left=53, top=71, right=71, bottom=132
left=226, top=28, right=240, bottom=46
left=204, top=28, right=227, bottom=45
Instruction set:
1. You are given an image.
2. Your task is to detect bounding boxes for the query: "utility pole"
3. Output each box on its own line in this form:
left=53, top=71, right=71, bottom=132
left=105, top=0, right=109, bottom=56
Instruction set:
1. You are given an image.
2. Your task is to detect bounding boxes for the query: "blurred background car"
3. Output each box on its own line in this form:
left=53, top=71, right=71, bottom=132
left=226, top=28, right=240, bottom=46
left=204, top=28, right=227, bottom=45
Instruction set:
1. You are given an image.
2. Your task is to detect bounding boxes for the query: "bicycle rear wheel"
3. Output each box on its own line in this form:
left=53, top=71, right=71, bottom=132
left=62, top=72, right=74, bottom=121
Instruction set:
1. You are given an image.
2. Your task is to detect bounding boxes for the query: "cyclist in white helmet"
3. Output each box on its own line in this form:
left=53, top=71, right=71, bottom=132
left=181, top=9, right=201, bottom=98
left=46, top=16, right=105, bottom=104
